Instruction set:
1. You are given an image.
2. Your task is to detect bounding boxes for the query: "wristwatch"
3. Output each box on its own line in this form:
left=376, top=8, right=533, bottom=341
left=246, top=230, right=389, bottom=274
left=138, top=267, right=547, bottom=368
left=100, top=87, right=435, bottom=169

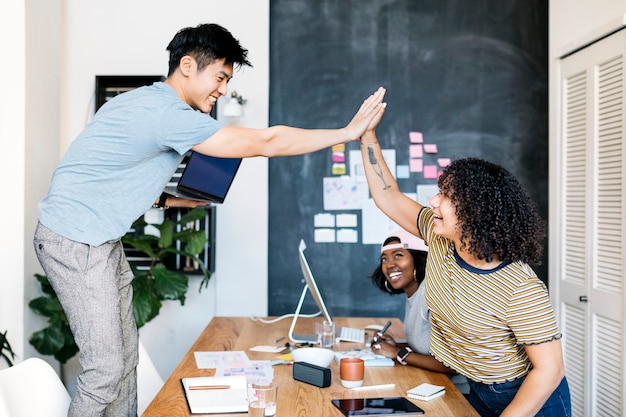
left=396, top=346, right=412, bottom=365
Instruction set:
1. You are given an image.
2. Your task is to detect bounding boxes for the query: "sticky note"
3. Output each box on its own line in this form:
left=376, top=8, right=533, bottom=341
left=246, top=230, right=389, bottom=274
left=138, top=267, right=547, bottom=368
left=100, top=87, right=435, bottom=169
left=336, top=213, right=358, bottom=227
left=423, top=144, right=438, bottom=153
left=336, top=228, right=358, bottom=243
left=332, top=163, right=346, bottom=175
left=314, top=228, right=335, bottom=243
left=410, top=159, right=423, bottom=172
left=409, top=144, right=423, bottom=158
left=314, top=213, right=335, bottom=228
left=396, top=165, right=410, bottom=179
left=332, top=152, right=345, bottom=163
left=332, top=144, right=345, bottom=152
left=423, top=165, right=438, bottom=179
left=409, top=131, right=423, bottom=143
left=437, top=158, right=451, bottom=167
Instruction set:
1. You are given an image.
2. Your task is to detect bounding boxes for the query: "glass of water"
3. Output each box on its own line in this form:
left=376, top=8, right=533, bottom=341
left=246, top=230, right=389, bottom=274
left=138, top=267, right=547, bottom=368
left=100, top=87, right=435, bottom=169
left=247, top=382, right=277, bottom=417
left=315, top=320, right=336, bottom=349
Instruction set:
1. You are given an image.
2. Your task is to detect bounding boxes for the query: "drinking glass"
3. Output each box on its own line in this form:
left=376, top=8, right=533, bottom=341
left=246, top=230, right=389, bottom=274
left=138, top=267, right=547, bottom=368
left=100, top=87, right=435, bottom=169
left=247, top=382, right=277, bottom=417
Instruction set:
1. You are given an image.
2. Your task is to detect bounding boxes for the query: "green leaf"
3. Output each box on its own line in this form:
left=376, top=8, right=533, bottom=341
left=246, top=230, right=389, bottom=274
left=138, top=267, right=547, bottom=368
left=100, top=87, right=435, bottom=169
left=151, top=264, right=188, bottom=303
left=33, top=273, right=57, bottom=298
left=132, top=280, right=162, bottom=329
left=122, top=235, right=158, bottom=259
left=55, top=342, right=79, bottom=364
left=178, top=208, right=209, bottom=224
left=183, top=230, right=207, bottom=255
left=156, top=218, right=175, bottom=249
left=130, top=216, right=149, bottom=229
left=29, top=296, right=64, bottom=318
left=29, top=326, right=65, bottom=356
left=1, top=330, right=15, bottom=367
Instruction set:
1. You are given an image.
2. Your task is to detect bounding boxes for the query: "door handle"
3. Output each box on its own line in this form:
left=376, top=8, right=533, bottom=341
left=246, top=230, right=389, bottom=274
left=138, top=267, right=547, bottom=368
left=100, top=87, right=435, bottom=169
left=579, top=295, right=588, bottom=302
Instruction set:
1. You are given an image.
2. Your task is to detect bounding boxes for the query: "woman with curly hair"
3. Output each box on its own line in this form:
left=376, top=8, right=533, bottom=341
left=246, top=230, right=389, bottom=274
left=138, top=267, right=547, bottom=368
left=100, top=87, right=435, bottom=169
left=357, top=105, right=570, bottom=417
left=370, top=229, right=469, bottom=395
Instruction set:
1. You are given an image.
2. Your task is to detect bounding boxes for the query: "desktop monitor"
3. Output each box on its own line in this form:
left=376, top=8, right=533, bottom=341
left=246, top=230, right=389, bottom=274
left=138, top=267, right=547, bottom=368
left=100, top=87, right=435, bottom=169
left=288, top=239, right=333, bottom=343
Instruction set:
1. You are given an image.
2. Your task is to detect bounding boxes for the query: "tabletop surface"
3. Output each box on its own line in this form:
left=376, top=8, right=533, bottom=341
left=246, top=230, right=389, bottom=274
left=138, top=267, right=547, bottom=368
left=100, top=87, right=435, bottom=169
left=141, top=316, right=479, bottom=416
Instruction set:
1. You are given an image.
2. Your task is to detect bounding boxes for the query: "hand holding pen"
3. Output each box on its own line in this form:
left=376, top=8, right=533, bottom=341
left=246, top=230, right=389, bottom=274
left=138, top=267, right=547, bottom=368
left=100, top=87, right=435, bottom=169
left=371, top=320, right=392, bottom=348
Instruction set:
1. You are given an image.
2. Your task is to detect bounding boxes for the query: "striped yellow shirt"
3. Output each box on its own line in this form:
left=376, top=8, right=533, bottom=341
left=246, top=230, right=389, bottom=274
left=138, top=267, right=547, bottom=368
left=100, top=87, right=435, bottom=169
left=418, top=208, right=561, bottom=384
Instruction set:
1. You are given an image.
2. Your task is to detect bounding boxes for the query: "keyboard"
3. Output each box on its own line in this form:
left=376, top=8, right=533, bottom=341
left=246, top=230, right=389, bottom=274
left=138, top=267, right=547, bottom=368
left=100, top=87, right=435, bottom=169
left=336, top=326, right=365, bottom=343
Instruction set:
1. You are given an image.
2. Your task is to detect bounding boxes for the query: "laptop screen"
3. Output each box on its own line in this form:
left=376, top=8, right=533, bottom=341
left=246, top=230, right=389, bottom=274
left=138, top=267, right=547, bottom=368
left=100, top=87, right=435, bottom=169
left=177, top=152, right=242, bottom=203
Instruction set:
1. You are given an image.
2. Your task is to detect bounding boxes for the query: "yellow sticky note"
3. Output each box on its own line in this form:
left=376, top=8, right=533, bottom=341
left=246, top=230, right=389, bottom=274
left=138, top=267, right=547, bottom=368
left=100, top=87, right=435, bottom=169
left=332, top=163, right=346, bottom=175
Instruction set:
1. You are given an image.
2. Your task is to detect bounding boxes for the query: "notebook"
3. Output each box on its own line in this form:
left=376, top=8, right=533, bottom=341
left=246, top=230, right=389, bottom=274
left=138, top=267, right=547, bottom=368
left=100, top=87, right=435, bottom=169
left=406, top=383, right=446, bottom=401
left=180, top=375, right=248, bottom=414
left=163, top=151, right=242, bottom=204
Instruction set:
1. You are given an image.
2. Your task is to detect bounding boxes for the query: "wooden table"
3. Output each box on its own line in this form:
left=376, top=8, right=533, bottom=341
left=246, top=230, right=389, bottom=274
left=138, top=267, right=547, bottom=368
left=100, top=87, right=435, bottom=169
left=142, top=317, right=479, bottom=416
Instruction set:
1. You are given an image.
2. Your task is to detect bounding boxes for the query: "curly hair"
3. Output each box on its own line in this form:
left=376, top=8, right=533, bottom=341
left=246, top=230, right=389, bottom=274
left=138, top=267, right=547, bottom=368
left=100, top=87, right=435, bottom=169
left=438, top=158, right=545, bottom=264
left=370, top=237, right=427, bottom=295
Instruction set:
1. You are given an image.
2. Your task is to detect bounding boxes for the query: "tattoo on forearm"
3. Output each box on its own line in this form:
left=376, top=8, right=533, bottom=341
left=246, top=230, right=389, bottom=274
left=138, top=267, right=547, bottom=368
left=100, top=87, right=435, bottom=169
left=367, top=146, right=391, bottom=190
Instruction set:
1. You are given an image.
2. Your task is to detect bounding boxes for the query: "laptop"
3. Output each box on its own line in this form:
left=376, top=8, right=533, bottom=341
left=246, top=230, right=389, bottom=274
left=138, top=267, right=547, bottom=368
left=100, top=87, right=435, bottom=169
left=163, top=151, right=242, bottom=204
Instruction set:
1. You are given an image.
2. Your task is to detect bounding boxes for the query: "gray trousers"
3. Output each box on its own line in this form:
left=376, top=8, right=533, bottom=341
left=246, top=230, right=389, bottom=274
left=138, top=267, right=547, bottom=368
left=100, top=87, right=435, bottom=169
left=34, top=221, right=138, bottom=417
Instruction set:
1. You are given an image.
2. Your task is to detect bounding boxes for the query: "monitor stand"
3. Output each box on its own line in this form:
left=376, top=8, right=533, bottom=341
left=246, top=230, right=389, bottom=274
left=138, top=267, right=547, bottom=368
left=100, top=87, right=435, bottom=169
left=288, top=284, right=321, bottom=344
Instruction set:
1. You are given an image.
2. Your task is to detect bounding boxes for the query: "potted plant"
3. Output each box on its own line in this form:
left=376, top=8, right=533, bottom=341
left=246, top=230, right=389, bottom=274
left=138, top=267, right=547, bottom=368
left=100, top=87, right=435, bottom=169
left=1, top=330, right=16, bottom=367
left=29, top=207, right=212, bottom=364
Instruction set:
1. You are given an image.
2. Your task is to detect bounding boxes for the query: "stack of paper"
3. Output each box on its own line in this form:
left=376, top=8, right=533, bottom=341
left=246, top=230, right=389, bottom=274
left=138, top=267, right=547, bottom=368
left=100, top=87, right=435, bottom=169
left=334, top=349, right=395, bottom=367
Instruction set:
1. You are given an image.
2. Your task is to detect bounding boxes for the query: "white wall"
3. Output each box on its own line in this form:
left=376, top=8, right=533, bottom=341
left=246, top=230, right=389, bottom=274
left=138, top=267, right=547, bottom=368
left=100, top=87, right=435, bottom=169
left=0, top=0, right=26, bottom=365
left=548, top=1, right=626, bottom=300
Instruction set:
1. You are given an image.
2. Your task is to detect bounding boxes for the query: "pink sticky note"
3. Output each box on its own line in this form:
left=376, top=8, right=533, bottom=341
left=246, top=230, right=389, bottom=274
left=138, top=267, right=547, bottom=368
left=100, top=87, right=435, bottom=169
left=409, top=131, right=423, bottom=143
left=423, top=144, right=438, bottom=153
left=409, top=145, right=423, bottom=158
left=437, top=158, right=451, bottom=167
left=423, top=165, right=438, bottom=179
left=332, top=152, right=345, bottom=163
left=409, top=159, right=423, bottom=172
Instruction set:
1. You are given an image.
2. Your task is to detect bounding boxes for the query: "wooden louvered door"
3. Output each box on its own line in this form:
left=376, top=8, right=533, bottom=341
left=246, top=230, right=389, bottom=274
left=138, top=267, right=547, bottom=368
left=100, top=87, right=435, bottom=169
left=558, top=28, right=626, bottom=417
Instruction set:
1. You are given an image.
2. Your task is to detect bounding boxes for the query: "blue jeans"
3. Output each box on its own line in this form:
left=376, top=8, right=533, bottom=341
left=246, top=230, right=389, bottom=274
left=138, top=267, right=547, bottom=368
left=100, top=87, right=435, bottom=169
left=468, top=376, right=571, bottom=417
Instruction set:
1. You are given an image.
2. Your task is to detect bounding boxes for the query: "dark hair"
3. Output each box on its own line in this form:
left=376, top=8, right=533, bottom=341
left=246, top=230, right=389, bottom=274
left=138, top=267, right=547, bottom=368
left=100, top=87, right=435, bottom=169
left=438, top=157, right=545, bottom=264
left=370, top=237, right=427, bottom=295
left=166, top=23, right=252, bottom=76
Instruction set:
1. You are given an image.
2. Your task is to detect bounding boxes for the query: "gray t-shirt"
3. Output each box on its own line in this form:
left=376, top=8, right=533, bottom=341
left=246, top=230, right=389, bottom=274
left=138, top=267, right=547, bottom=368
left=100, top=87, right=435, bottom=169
left=39, top=82, right=221, bottom=246
left=404, top=283, right=431, bottom=355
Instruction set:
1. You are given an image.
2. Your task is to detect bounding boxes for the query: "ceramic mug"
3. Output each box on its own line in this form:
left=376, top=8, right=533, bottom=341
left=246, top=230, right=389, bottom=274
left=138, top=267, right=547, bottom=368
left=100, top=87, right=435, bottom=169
left=339, top=357, right=364, bottom=388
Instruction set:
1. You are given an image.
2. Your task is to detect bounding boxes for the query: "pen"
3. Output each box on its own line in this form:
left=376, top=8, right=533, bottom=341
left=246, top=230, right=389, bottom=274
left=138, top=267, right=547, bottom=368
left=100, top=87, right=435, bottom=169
left=188, top=385, right=231, bottom=390
left=274, top=336, right=285, bottom=343
left=351, top=383, right=396, bottom=391
left=372, top=320, right=392, bottom=343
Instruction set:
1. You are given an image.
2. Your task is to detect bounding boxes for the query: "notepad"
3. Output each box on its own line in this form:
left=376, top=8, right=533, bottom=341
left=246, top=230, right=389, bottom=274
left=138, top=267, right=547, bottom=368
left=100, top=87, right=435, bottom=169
left=406, top=383, right=446, bottom=401
left=334, top=349, right=395, bottom=367
left=180, top=375, right=248, bottom=414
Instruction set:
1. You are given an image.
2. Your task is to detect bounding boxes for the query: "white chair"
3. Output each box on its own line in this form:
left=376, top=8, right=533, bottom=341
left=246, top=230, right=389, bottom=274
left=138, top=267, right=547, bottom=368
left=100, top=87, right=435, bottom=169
left=137, top=340, right=164, bottom=416
left=0, top=357, right=71, bottom=417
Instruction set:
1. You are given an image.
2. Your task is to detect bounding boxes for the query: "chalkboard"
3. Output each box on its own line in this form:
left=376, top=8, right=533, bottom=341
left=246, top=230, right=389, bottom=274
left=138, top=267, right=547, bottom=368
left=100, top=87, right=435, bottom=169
left=268, top=0, right=548, bottom=319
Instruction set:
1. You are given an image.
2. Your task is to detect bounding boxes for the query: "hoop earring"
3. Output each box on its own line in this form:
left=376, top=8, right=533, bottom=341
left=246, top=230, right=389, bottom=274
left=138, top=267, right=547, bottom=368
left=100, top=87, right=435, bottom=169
left=384, top=280, right=394, bottom=293
left=413, top=269, right=417, bottom=281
